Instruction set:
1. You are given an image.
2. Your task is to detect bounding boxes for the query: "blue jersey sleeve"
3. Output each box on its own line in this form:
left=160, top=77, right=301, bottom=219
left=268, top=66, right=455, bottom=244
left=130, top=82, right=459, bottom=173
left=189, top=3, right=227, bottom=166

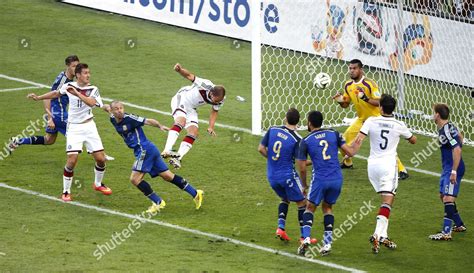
left=260, top=130, right=270, bottom=147
left=296, top=139, right=308, bottom=160
left=443, top=124, right=461, bottom=149
left=335, top=131, right=346, bottom=148
left=126, top=114, right=146, bottom=129
left=51, top=73, right=65, bottom=91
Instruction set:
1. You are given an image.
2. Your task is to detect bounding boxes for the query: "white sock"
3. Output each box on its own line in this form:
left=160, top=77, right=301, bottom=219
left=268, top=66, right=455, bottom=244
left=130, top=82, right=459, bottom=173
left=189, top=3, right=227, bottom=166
left=94, top=164, right=105, bottom=187
left=63, top=167, right=73, bottom=194
left=382, top=219, right=389, bottom=238
left=374, top=215, right=388, bottom=238
left=177, top=141, right=193, bottom=160
left=164, top=130, right=180, bottom=152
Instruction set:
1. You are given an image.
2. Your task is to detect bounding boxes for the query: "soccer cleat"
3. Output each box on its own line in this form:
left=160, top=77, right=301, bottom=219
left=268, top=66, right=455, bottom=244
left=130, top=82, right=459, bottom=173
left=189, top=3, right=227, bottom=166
left=340, top=162, right=353, bottom=169
left=379, top=237, right=397, bottom=249
left=169, top=157, right=182, bottom=169
left=193, top=190, right=204, bottom=210
left=146, top=200, right=166, bottom=214
left=319, top=244, right=332, bottom=256
left=370, top=235, right=380, bottom=254
left=276, top=228, right=291, bottom=242
left=161, top=150, right=180, bottom=159
left=299, top=237, right=318, bottom=244
left=104, top=154, right=115, bottom=161
left=61, top=192, right=72, bottom=202
left=93, top=183, right=113, bottom=195
left=398, top=171, right=409, bottom=180
left=297, top=237, right=311, bottom=256
left=452, top=225, right=467, bottom=232
left=8, top=137, right=19, bottom=154
left=429, top=232, right=452, bottom=241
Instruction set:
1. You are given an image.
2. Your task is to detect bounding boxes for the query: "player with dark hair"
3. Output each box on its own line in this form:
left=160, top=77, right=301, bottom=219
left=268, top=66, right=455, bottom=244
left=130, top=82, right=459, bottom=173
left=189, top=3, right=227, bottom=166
left=9, top=55, right=79, bottom=150
left=258, top=108, right=316, bottom=244
left=333, top=59, right=409, bottom=180
left=296, top=110, right=355, bottom=256
left=350, top=94, right=417, bottom=254
left=27, top=63, right=112, bottom=201
left=104, top=101, right=204, bottom=212
left=162, top=63, right=226, bottom=169
left=429, top=103, right=466, bottom=240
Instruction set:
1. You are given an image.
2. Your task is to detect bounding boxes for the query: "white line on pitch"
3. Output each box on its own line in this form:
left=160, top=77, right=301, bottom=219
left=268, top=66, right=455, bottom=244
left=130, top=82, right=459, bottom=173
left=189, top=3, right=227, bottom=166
left=0, top=74, right=49, bottom=88
left=0, top=182, right=364, bottom=273
left=0, top=86, right=43, bottom=93
left=0, top=73, right=472, bottom=184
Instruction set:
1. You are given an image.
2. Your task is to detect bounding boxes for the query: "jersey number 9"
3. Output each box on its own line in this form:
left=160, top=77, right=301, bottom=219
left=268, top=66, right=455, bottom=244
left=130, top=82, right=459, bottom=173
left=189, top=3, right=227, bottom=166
left=272, top=141, right=282, bottom=161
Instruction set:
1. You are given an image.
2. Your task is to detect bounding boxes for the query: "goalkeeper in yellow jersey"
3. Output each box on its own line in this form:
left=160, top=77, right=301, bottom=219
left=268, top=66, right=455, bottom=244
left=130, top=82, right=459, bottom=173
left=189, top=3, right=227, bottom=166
left=332, top=59, right=409, bottom=180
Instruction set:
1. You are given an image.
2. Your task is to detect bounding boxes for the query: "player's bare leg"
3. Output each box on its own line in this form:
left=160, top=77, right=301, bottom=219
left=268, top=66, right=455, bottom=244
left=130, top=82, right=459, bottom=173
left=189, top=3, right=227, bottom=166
left=130, top=171, right=166, bottom=213
left=8, top=132, right=58, bottom=153
left=372, top=193, right=396, bottom=253
left=62, top=153, right=79, bottom=201
left=91, top=151, right=112, bottom=195
left=319, top=202, right=334, bottom=256
left=159, top=170, right=203, bottom=209
left=44, top=132, right=58, bottom=145
left=162, top=116, right=186, bottom=158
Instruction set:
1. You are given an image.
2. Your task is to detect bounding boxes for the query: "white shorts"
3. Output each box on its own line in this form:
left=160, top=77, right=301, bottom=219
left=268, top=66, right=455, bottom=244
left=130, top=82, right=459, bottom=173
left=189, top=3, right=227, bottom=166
left=66, top=119, right=104, bottom=154
left=367, top=158, right=399, bottom=195
left=171, top=94, right=199, bottom=129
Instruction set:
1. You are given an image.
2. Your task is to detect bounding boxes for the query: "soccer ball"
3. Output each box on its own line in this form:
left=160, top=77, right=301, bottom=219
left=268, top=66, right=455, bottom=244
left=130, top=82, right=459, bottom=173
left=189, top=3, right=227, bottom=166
left=313, top=72, right=332, bottom=89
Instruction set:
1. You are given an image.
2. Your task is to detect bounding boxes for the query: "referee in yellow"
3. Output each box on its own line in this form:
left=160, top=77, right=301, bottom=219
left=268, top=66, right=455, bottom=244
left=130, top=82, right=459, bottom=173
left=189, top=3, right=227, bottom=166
left=333, top=59, right=409, bottom=180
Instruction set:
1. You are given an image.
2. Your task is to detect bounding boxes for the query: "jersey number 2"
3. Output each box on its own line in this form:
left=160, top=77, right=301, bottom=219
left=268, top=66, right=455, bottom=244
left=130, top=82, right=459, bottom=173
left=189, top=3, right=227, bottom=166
left=272, top=141, right=282, bottom=161
left=319, top=140, right=331, bottom=160
left=380, top=130, right=389, bottom=150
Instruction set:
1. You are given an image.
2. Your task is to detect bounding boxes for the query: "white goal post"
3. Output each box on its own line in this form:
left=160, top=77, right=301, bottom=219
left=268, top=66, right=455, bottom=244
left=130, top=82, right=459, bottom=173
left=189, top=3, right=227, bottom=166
left=252, top=0, right=473, bottom=146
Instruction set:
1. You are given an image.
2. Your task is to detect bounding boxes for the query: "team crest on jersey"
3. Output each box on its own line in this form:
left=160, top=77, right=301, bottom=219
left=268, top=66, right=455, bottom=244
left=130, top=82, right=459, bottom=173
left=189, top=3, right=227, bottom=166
left=122, top=125, right=128, bottom=132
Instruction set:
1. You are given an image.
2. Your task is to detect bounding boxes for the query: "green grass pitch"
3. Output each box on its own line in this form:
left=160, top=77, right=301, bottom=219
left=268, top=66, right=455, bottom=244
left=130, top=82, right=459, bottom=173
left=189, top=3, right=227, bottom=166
left=0, top=1, right=473, bottom=272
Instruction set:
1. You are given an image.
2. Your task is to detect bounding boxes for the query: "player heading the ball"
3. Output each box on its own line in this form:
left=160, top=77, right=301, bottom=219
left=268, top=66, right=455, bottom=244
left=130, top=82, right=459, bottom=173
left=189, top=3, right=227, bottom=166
left=162, top=63, right=226, bottom=169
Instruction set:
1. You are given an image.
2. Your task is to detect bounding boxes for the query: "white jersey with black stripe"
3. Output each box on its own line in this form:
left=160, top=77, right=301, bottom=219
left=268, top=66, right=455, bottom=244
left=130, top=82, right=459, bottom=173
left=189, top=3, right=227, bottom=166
left=59, top=82, right=103, bottom=124
left=175, top=76, right=224, bottom=111
left=360, top=115, right=413, bottom=160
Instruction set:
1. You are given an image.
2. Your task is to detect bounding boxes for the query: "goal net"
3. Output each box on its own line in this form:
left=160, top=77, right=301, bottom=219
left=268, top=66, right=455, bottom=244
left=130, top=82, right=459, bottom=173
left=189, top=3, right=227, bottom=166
left=256, top=0, right=473, bottom=146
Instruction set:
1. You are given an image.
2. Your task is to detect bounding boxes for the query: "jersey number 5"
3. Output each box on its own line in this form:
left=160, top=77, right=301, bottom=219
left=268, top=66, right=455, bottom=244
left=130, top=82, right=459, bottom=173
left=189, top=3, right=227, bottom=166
left=380, top=130, right=389, bottom=150
left=272, top=141, right=282, bottom=161
left=319, top=140, right=331, bottom=160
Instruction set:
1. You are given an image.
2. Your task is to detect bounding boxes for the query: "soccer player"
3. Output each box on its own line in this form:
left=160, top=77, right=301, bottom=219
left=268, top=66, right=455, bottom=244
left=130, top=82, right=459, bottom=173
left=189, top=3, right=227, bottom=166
left=161, top=63, right=226, bottom=169
left=9, top=55, right=79, bottom=149
left=258, top=108, right=316, bottom=244
left=104, top=101, right=204, bottom=212
left=350, top=94, right=416, bottom=254
left=429, top=103, right=466, bottom=241
left=296, top=111, right=356, bottom=256
left=333, top=59, right=409, bottom=180
left=27, top=63, right=112, bottom=201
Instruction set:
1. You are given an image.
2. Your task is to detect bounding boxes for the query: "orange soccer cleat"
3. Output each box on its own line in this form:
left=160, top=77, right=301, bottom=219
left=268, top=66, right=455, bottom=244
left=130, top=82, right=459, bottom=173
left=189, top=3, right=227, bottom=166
left=93, top=183, right=112, bottom=195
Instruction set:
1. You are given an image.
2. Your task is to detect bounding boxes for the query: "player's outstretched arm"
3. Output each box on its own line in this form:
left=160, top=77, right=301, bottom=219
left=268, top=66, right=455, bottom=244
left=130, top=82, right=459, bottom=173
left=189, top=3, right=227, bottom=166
left=174, top=63, right=195, bottom=82
left=27, top=90, right=61, bottom=101
left=257, top=144, right=267, bottom=158
left=345, top=132, right=367, bottom=156
left=144, top=118, right=169, bottom=132
left=67, top=86, right=97, bottom=107
left=207, top=109, right=218, bottom=137
left=102, top=104, right=111, bottom=113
